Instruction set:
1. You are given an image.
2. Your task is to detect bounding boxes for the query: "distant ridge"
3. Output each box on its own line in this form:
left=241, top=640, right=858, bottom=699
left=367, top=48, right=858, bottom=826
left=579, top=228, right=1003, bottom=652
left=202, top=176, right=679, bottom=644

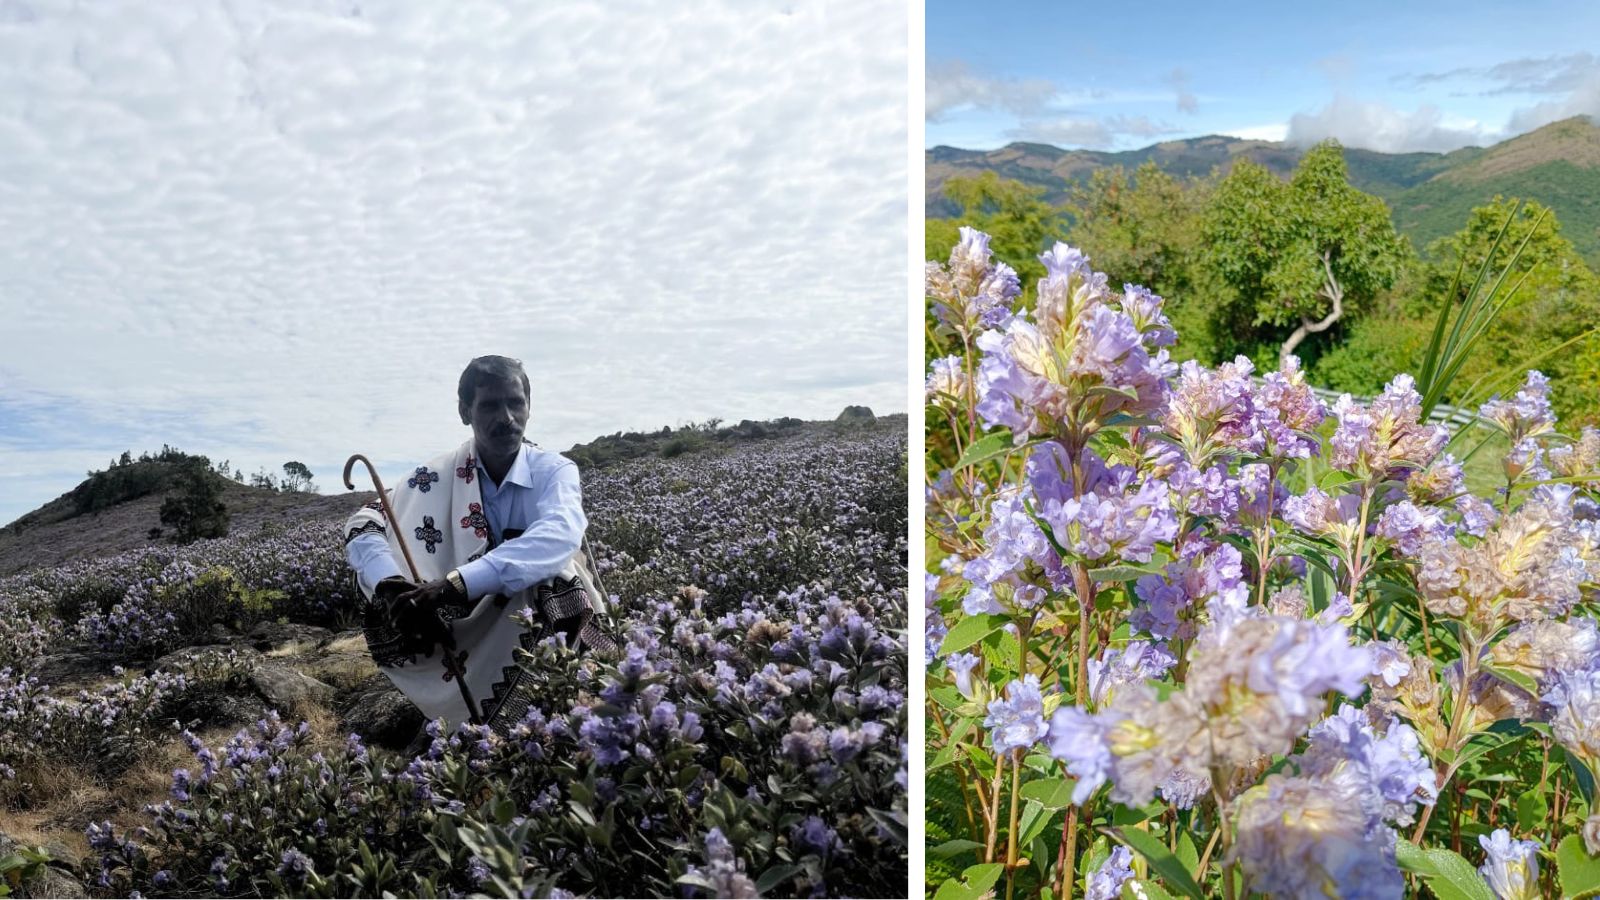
left=0, top=413, right=908, bottom=577
left=927, top=116, right=1600, bottom=266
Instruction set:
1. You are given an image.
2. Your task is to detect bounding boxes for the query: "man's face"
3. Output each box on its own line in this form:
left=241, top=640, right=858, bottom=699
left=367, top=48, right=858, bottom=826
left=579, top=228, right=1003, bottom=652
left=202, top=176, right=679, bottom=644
left=463, top=375, right=529, bottom=459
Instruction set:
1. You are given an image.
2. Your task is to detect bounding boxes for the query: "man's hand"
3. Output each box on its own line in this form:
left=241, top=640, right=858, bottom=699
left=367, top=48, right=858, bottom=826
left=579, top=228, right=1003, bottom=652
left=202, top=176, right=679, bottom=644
left=375, top=576, right=463, bottom=657
left=395, top=577, right=466, bottom=612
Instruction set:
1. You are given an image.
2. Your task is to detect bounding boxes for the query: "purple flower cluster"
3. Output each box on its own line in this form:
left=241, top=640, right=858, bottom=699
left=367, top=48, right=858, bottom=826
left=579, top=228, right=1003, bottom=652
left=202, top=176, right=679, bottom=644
left=984, top=674, right=1049, bottom=755
left=1031, top=445, right=1177, bottom=564
left=971, top=244, right=1174, bottom=442
left=1480, top=370, right=1556, bottom=443
left=1131, top=540, right=1249, bottom=640
left=926, top=226, right=1023, bottom=337
left=1163, top=356, right=1264, bottom=464
left=1329, top=375, right=1449, bottom=481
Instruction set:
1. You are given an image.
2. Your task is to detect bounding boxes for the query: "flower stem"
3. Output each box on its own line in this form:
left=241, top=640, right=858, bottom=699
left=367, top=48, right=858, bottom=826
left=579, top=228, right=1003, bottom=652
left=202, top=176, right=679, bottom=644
left=1056, top=804, right=1079, bottom=900
left=986, top=751, right=1005, bottom=863
left=1005, top=748, right=1023, bottom=900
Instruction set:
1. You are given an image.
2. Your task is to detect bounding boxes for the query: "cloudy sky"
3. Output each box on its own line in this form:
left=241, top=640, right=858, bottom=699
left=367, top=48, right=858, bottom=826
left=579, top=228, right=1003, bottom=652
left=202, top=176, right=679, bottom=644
left=928, top=0, right=1600, bottom=152
left=0, top=0, right=907, bottom=527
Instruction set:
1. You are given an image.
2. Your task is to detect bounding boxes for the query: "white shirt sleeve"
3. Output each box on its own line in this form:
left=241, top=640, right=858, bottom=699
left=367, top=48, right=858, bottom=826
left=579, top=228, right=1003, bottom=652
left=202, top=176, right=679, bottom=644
left=345, top=504, right=405, bottom=597
left=456, top=460, right=587, bottom=598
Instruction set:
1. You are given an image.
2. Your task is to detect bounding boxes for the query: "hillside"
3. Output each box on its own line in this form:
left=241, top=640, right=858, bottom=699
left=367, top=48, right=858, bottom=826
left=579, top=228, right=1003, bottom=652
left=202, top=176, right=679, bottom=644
left=0, top=477, right=375, bottom=577
left=0, top=419, right=908, bottom=898
left=0, top=411, right=904, bottom=578
left=927, top=116, right=1600, bottom=265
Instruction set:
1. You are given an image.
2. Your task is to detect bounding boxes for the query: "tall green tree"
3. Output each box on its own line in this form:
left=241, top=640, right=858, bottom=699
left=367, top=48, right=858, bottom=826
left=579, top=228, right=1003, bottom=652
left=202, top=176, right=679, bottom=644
left=281, top=461, right=315, bottom=493
left=1201, top=141, right=1411, bottom=366
left=159, top=460, right=230, bottom=543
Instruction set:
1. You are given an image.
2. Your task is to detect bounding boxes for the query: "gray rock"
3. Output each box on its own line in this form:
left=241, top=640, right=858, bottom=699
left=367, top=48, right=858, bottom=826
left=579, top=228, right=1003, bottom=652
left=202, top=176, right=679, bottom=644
left=29, top=648, right=116, bottom=688
left=247, top=621, right=334, bottom=654
left=249, top=663, right=335, bottom=714
left=152, top=643, right=261, bottom=674
left=0, top=832, right=88, bottom=899
left=339, top=682, right=424, bottom=750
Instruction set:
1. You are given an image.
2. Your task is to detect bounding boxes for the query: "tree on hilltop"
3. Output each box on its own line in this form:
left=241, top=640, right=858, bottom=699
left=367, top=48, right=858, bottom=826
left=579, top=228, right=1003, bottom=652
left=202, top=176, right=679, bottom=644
left=159, top=460, right=230, bottom=543
left=281, top=461, right=315, bottom=493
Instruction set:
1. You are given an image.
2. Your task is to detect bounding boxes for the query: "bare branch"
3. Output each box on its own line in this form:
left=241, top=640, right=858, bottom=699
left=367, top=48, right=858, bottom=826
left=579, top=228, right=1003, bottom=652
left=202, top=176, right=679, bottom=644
left=1280, top=250, right=1346, bottom=365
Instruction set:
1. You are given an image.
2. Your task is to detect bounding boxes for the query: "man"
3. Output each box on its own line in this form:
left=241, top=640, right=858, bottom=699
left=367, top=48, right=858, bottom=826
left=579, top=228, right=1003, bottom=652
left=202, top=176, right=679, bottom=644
left=344, top=355, right=612, bottom=735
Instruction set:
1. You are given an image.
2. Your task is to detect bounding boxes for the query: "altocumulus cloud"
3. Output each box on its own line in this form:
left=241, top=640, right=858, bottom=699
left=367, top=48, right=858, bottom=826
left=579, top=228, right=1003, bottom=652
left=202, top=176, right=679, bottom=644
left=0, top=0, right=907, bottom=526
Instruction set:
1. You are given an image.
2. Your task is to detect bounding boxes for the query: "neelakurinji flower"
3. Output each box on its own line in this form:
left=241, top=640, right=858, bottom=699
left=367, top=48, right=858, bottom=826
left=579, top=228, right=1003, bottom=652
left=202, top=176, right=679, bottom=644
left=1255, top=355, right=1326, bottom=459
left=1231, top=770, right=1404, bottom=900
left=1550, top=426, right=1600, bottom=481
left=1185, top=614, right=1373, bottom=764
left=1085, top=640, right=1177, bottom=707
left=973, top=244, right=1174, bottom=444
left=1130, top=540, right=1250, bottom=641
left=985, top=674, right=1050, bottom=756
left=1030, top=444, right=1178, bottom=564
left=926, top=226, right=1022, bottom=337
left=926, top=356, right=971, bottom=409
left=1163, top=356, right=1263, bottom=466
left=1329, top=374, right=1448, bottom=482
left=1417, top=492, right=1590, bottom=628
left=1542, top=664, right=1600, bottom=770
left=1044, top=681, right=1209, bottom=808
left=1085, top=846, right=1134, bottom=900
left=1480, top=370, right=1556, bottom=444
left=960, top=486, right=1063, bottom=615
left=1375, top=500, right=1453, bottom=557
left=1478, top=829, right=1541, bottom=900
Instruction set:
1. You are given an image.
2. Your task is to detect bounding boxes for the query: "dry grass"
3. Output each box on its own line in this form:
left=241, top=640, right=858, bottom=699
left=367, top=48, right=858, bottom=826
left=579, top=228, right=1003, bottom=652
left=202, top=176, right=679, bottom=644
left=304, top=653, right=380, bottom=693
left=266, top=640, right=318, bottom=658
left=326, top=633, right=367, bottom=655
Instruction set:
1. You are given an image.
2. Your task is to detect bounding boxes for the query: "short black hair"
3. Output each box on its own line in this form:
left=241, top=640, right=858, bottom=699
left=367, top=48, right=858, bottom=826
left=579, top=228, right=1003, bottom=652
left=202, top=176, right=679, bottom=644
left=457, top=356, right=531, bottom=422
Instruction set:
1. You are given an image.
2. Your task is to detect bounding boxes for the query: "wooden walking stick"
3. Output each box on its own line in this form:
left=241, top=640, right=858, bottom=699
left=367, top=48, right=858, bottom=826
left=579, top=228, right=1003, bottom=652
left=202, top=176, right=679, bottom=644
left=344, top=453, right=482, bottom=726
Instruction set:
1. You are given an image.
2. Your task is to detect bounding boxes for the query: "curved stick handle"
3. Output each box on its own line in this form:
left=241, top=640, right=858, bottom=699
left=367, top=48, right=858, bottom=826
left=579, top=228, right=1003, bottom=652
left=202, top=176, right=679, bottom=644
left=342, top=453, right=421, bottom=584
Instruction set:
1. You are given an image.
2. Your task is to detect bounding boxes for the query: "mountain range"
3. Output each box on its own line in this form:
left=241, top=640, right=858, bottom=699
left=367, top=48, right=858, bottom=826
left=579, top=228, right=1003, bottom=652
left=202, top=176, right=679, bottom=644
left=926, top=116, right=1600, bottom=266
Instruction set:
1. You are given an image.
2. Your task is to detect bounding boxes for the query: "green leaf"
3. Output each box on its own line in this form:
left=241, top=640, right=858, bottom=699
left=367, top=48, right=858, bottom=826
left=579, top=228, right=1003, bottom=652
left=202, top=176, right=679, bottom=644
left=1395, top=839, right=1496, bottom=900
left=1481, top=663, right=1540, bottom=696
left=676, top=872, right=720, bottom=892
left=1019, top=800, right=1057, bottom=847
left=1452, top=728, right=1520, bottom=772
left=940, top=614, right=1010, bottom=656
left=1106, top=827, right=1203, bottom=899
left=1127, top=880, right=1177, bottom=900
left=1019, top=777, right=1078, bottom=810
left=929, top=839, right=985, bottom=859
left=1557, top=834, right=1600, bottom=899
left=755, top=864, right=804, bottom=894
left=933, top=863, right=1005, bottom=900
left=1088, top=562, right=1164, bottom=584
left=1566, top=749, right=1597, bottom=808
left=1174, top=830, right=1199, bottom=881
left=1515, top=787, right=1548, bottom=832
left=956, top=430, right=1017, bottom=470
left=964, top=744, right=997, bottom=781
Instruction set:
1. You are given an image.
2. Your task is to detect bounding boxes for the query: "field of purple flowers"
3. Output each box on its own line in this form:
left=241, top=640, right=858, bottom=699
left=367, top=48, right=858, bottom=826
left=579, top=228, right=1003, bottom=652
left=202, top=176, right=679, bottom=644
left=0, top=422, right=907, bottom=898
left=925, top=228, right=1600, bottom=899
